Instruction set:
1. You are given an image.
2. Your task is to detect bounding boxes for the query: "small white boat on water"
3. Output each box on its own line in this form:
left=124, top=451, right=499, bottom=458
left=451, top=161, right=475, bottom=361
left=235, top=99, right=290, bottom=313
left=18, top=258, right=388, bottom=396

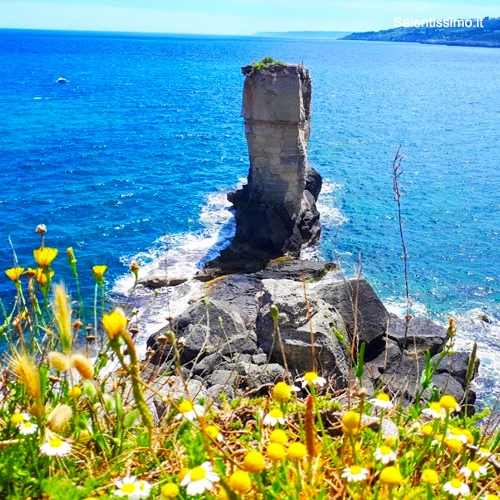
left=56, top=77, right=67, bottom=84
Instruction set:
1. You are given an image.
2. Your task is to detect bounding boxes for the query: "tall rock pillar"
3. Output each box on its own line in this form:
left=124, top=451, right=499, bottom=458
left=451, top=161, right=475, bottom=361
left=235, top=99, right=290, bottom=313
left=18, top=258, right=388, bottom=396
left=206, top=62, right=322, bottom=274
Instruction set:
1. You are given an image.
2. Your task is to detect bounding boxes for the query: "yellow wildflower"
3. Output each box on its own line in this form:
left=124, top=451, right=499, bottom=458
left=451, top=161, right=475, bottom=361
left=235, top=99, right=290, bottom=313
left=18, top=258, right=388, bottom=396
left=33, top=247, right=58, bottom=268
left=243, top=450, right=265, bottom=473
left=422, top=469, right=439, bottom=485
left=272, top=381, right=298, bottom=403
left=270, top=429, right=288, bottom=445
left=228, top=470, right=251, bottom=494
left=439, top=394, right=460, bottom=412
left=266, top=443, right=286, bottom=462
left=92, top=265, right=107, bottom=283
left=102, top=309, right=127, bottom=341
left=5, top=267, right=24, bottom=282
left=342, top=411, right=361, bottom=434
left=287, top=442, right=307, bottom=461
left=161, top=483, right=180, bottom=498
left=379, top=466, right=403, bottom=486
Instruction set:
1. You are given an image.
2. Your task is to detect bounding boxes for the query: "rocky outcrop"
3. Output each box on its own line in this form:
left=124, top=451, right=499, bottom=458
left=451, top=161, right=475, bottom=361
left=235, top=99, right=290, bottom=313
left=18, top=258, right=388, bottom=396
left=145, top=260, right=478, bottom=408
left=206, top=63, right=322, bottom=274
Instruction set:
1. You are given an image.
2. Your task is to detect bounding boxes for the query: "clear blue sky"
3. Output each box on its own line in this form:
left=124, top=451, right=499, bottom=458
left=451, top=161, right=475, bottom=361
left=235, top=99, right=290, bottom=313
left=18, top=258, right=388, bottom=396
left=1, top=0, right=500, bottom=34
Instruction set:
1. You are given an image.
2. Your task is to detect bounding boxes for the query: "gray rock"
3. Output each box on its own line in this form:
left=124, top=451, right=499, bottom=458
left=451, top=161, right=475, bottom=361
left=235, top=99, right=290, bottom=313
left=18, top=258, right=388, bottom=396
left=207, top=384, right=235, bottom=403
left=246, top=363, right=285, bottom=386
left=431, top=351, right=480, bottom=384
left=314, top=279, right=390, bottom=359
left=388, top=317, right=447, bottom=358
left=173, top=298, right=249, bottom=363
left=254, top=259, right=337, bottom=282
left=257, top=279, right=349, bottom=387
left=204, top=275, right=263, bottom=326
left=208, top=370, right=239, bottom=388
left=192, top=353, right=228, bottom=377
left=138, top=273, right=188, bottom=289
left=252, top=353, right=268, bottom=365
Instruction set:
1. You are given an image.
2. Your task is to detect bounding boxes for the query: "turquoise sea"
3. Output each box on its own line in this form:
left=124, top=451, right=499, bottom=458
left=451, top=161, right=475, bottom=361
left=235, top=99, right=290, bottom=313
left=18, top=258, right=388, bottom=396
left=1, top=30, right=499, bottom=397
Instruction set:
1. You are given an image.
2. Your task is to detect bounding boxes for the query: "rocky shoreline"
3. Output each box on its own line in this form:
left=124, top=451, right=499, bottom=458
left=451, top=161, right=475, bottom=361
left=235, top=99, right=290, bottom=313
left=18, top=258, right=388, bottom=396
left=133, top=60, right=479, bottom=415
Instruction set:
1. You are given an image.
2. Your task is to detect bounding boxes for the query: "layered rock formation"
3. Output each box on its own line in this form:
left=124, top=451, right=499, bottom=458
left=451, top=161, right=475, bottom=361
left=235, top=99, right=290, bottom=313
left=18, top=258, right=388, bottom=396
left=206, top=63, right=321, bottom=273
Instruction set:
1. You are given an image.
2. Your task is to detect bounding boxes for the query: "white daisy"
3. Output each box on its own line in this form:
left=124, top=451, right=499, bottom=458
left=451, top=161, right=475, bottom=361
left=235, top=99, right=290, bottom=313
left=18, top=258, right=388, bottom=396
left=478, top=447, right=496, bottom=460
left=460, top=461, right=487, bottom=479
left=369, top=393, right=394, bottom=410
left=18, top=420, right=38, bottom=435
left=114, top=476, right=139, bottom=498
left=295, top=371, right=327, bottom=389
left=262, top=408, right=285, bottom=427
left=175, top=400, right=205, bottom=422
left=39, top=437, right=71, bottom=457
left=180, top=462, right=220, bottom=496
left=422, top=402, right=445, bottom=420
left=443, top=478, right=470, bottom=496
left=446, top=428, right=471, bottom=444
left=135, top=479, right=152, bottom=499
left=341, top=465, right=369, bottom=482
left=373, top=446, right=397, bottom=464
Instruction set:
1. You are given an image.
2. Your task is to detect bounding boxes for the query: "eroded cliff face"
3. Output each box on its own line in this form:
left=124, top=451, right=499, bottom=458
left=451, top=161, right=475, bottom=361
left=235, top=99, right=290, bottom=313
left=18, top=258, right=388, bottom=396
left=206, top=63, right=321, bottom=273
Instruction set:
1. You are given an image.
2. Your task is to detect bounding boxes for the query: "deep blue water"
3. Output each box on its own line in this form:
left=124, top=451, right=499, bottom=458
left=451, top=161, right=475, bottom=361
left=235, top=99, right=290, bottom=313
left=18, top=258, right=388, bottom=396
left=1, top=30, right=500, bottom=389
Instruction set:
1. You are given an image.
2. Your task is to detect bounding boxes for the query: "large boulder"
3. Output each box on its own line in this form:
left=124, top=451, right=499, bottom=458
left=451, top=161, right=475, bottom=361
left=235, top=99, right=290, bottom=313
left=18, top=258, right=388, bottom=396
left=257, top=279, right=349, bottom=386
left=314, top=279, right=390, bottom=360
left=388, top=317, right=448, bottom=358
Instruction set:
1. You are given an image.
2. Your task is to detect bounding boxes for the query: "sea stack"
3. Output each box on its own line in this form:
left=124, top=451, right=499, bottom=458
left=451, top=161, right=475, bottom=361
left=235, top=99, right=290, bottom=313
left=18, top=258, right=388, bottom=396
left=206, top=62, right=322, bottom=273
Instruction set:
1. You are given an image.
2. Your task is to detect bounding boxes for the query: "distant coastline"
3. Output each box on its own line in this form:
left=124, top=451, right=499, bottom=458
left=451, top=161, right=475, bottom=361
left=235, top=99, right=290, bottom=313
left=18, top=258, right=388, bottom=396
left=341, top=16, right=500, bottom=48
left=254, top=31, right=352, bottom=39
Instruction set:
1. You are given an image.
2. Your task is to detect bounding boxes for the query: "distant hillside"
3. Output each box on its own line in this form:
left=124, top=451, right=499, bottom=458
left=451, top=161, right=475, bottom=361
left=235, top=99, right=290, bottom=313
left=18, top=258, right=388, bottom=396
left=254, top=31, right=352, bottom=40
left=342, top=17, right=500, bottom=48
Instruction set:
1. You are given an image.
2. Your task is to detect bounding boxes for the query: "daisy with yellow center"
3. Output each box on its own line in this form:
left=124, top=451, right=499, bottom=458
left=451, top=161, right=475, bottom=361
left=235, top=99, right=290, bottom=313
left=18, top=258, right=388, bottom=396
left=135, top=479, right=152, bottom=499
left=443, top=478, right=470, bottom=496
left=18, top=420, right=38, bottom=435
left=478, top=447, right=496, bottom=459
left=445, top=438, right=464, bottom=453
left=5, top=267, right=24, bottom=282
left=447, top=427, right=472, bottom=444
left=295, top=371, right=327, bottom=389
left=374, top=445, right=398, bottom=464
left=175, top=400, right=205, bottom=421
left=369, top=392, right=394, bottom=410
left=262, top=408, right=285, bottom=427
left=180, top=462, right=220, bottom=496
left=33, top=247, right=58, bottom=268
left=40, top=437, right=72, bottom=456
left=422, top=402, right=445, bottom=419
left=243, top=451, right=266, bottom=473
left=272, top=381, right=300, bottom=403
left=421, top=424, right=434, bottom=437
left=204, top=425, right=223, bottom=442
left=439, top=394, right=460, bottom=413
left=114, top=476, right=139, bottom=498
left=460, top=461, right=487, bottom=479
left=10, top=412, right=30, bottom=425
left=342, top=465, right=369, bottom=482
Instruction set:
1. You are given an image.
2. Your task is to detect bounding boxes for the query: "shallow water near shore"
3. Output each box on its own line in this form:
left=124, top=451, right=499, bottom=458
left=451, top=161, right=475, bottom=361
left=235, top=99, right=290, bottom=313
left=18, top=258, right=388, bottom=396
left=1, top=30, right=499, bottom=403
